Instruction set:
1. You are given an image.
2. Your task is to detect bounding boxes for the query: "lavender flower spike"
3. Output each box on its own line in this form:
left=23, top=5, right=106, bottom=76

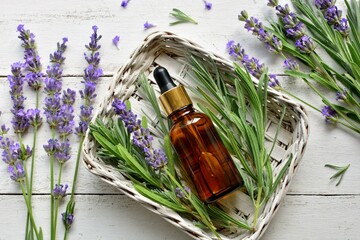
left=17, top=24, right=44, bottom=91
left=112, top=99, right=168, bottom=170
left=240, top=12, right=283, bottom=53
left=76, top=26, right=102, bottom=137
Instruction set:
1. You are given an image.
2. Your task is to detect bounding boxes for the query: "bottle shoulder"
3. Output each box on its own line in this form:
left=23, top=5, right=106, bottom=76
left=169, top=111, right=213, bottom=133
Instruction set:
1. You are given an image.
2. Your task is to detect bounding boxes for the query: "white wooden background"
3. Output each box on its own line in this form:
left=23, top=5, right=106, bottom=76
left=0, top=0, right=359, bottom=239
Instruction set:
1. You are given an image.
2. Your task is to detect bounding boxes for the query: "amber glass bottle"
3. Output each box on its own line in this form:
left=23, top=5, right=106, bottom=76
left=154, top=67, right=243, bottom=203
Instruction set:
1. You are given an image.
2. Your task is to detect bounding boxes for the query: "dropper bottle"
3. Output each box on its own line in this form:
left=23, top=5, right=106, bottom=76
left=154, top=66, right=243, bottom=203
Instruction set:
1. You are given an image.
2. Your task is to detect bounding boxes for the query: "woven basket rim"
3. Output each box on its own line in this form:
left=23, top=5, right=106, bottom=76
left=82, top=30, right=310, bottom=240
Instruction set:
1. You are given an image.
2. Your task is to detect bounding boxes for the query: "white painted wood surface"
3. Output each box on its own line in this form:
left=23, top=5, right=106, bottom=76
left=0, top=0, right=359, bottom=239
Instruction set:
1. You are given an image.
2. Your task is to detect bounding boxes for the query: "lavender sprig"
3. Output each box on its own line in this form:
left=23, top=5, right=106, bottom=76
left=315, top=0, right=349, bottom=37
left=64, top=26, right=102, bottom=238
left=239, top=11, right=283, bottom=53
left=226, top=40, right=281, bottom=89
left=42, top=37, right=70, bottom=240
left=112, top=99, right=168, bottom=170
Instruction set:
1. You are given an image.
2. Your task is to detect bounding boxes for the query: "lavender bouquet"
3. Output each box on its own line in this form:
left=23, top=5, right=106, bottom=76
left=229, top=0, right=360, bottom=136
left=0, top=25, right=102, bottom=240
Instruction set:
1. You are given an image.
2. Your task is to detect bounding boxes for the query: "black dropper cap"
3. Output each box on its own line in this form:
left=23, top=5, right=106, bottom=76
left=153, top=67, right=177, bottom=93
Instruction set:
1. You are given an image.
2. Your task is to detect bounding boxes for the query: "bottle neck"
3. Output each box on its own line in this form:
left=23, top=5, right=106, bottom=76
left=168, top=104, right=194, bottom=122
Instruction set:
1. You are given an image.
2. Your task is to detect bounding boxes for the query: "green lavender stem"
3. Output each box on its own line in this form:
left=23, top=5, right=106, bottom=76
left=28, top=90, right=40, bottom=240
left=280, top=88, right=321, bottom=113
left=20, top=181, right=41, bottom=239
left=53, top=162, right=64, bottom=238
left=70, top=136, right=85, bottom=200
left=50, top=129, right=56, bottom=240
left=252, top=186, right=263, bottom=230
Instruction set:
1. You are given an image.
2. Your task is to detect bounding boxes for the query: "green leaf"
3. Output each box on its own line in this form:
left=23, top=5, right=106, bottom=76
left=325, top=164, right=350, bottom=186
left=163, top=135, right=175, bottom=177
left=207, top=205, right=252, bottom=230
left=138, top=73, right=168, bottom=134
left=169, top=8, right=198, bottom=25
left=116, top=144, right=160, bottom=188
left=134, top=184, right=188, bottom=212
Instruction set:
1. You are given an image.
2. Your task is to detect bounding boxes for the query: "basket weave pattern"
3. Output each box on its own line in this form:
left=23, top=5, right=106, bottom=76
left=82, top=31, right=309, bottom=240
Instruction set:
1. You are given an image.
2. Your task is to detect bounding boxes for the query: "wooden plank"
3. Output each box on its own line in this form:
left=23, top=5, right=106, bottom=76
left=0, top=194, right=358, bottom=240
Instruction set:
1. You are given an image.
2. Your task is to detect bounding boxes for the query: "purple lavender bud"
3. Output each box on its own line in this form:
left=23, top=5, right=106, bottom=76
left=53, top=183, right=68, bottom=199
left=25, top=72, right=44, bottom=91
left=11, top=109, right=30, bottom=134
left=43, top=139, right=59, bottom=155
left=324, top=6, right=342, bottom=25
left=336, top=89, right=347, bottom=101
left=175, top=186, right=191, bottom=199
left=62, top=88, right=76, bottom=106
left=27, top=108, right=42, bottom=127
left=286, top=22, right=305, bottom=38
left=44, top=77, right=62, bottom=96
left=267, top=0, right=279, bottom=7
left=275, top=4, right=291, bottom=17
left=112, top=100, right=140, bottom=133
left=283, top=59, right=299, bottom=71
left=54, top=139, right=71, bottom=164
left=46, top=64, right=63, bottom=80
left=0, top=124, right=9, bottom=135
left=84, top=52, right=101, bottom=66
left=315, top=0, right=336, bottom=11
left=79, top=105, right=93, bottom=123
left=243, top=57, right=266, bottom=79
left=10, top=62, right=23, bottom=76
left=75, top=121, right=89, bottom=136
left=8, top=161, right=25, bottom=182
left=226, top=40, right=248, bottom=62
left=112, top=35, right=120, bottom=48
left=62, top=212, right=74, bottom=229
left=268, top=74, right=281, bottom=88
left=121, top=0, right=129, bottom=8
left=334, top=18, right=349, bottom=38
left=50, top=37, right=68, bottom=64
left=85, top=25, right=102, bottom=52
left=143, top=21, right=156, bottom=30
left=1, top=140, right=20, bottom=164
left=321, top=105, right=337, bottom=123
left=79, top=82, right=97, bottom=102
left=204, top=1, right=212, bottom=10
left=44, top=94, right=62, bottom=119
left=295, top=36, right=316, bottom=53
left=282, top=12, right=298, bottom=28
left=238, top=10, right=248, bottom=21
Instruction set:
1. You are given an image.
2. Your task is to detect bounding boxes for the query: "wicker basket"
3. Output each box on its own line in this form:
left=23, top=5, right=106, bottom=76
left=82, top=31, right=309, bottom=240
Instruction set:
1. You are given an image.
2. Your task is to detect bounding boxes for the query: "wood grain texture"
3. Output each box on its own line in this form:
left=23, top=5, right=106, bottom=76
left=0, top=0, right=358, bottom=239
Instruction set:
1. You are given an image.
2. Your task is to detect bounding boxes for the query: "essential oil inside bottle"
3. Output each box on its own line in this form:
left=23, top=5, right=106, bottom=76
left=154, top=66, right=243, bottom=203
